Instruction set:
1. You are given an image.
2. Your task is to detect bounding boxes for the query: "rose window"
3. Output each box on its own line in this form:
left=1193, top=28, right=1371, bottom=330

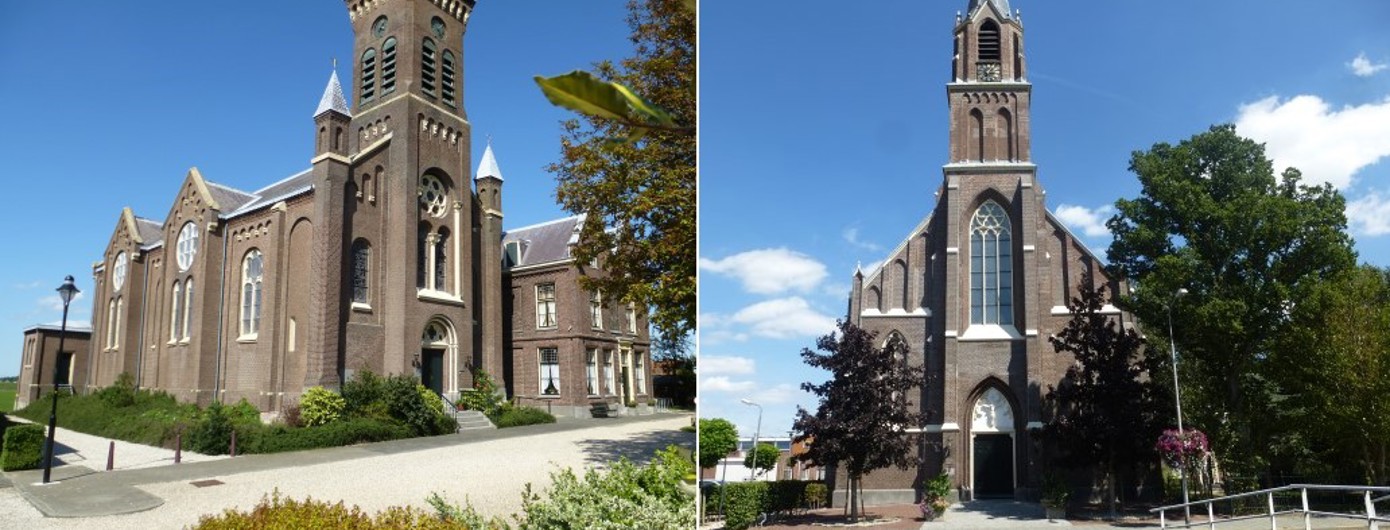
left=419, top=175, right=448, bottom=218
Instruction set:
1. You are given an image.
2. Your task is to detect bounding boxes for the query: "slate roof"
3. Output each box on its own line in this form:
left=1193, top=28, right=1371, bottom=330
left=314, top=71, right=351, bottom=118
left=221, top=169, right=314, bottom=219
left=135, top=217, right=164, bottom=246
left=501, top=215, right=585, bottom=268
left=967, top=0, right=1012, bottom=17
left=205, top=181, right=258, bottom=212
left=475, top=143, right=503, bottom=181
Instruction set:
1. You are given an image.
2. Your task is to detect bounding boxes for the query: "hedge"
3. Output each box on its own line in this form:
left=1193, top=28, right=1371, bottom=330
left=245, top=418, right=413, bottom=454
left=2, top=423, right=46, bottom=471
left=705, top=480, right=829, bottom=528
left=491, top=406, right=556, bottom=428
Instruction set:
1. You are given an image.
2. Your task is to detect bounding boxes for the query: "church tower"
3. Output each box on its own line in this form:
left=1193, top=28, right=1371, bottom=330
left=948, top=0, right=1029, bottom=165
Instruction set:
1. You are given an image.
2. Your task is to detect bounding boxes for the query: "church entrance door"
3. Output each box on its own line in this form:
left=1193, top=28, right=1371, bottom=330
left=973, top=433, right=1014, bottom=498
left=421, top=348, right=444, bottom=395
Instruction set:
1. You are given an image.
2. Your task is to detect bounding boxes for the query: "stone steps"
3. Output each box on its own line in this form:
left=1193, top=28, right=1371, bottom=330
left=454, top=410, right=495, bottom=432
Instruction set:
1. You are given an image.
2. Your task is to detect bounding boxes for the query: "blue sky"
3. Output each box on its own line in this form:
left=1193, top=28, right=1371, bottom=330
left=698, top=1, right=1390, bottom=439
left=0, top=2, right=635, bottom=377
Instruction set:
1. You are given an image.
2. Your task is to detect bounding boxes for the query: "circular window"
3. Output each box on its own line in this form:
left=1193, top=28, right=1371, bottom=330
left=112, top=251, right=129, bottom=291
left=177, top=222, right=199, bottom=271
left=418, top=175, right=448, bottom=218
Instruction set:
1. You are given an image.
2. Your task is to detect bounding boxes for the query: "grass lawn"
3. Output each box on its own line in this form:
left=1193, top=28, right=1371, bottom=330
left=0, top=381, right=16, bottom=413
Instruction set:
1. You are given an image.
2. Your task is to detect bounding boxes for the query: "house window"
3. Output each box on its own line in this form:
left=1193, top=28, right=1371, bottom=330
left=970, top=201, right=1013, bottom=326
left=536, top=283, right=557, bottom=329
left=587, top=349, right=599, bottom=396
left=241, top=250, right=264, bottom=337
left=590, top=290, right=603, bottom=329
left=177, top=222, right=199, bottom=271
left=626, top=303, right=638, bottom=333
left=604, top=350, right=617, bottom=397
left=635, top=352, right=646, bottom=395
left=539, top=348, right=560, bottom=396
left=353, top=240, right=370, bottom=304
left=361, top=48, right=377, bottom=101
left=182, top=278, right=194, bottom=340
left=421, top=38, right=437, bottom=98
left=171, top=281, right=183, bottom=341
left=381, top=37, right=397, bottom=94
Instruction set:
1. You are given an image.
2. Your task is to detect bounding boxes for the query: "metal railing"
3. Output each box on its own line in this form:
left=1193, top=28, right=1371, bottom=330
left=1152, top=484, right=1390, bottom=529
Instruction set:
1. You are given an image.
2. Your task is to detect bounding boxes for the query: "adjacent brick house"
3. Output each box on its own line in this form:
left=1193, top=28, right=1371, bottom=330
left=39, top=0, right=651, bottom=418
left=837, top=0, right=1132, bottom=504
left=15, top=325, right=92, bottom=410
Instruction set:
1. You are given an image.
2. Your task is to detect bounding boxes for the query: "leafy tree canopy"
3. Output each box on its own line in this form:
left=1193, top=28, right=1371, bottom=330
left=699, top=418, right=738, bottom=469
left=743, top=443, right=781, bottom=477
left=547, top=0, right=695, bottom=341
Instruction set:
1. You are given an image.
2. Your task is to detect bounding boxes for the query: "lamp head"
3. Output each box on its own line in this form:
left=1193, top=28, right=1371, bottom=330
left=740, top=398, right=759, bottom=407
left=56, top=275, right=79, bottom=305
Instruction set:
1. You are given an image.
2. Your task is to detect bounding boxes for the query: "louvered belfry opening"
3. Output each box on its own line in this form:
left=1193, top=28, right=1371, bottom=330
left=361, top=49, right=377, bottom=102
left=978, top=20, right=1002, bottom=62
left=421, top=38, right=438, bottom=97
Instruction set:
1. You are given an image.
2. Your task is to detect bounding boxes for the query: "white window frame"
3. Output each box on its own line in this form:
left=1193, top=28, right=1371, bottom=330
left=586, top=348, right=599, bottom=396
left=539, top=347, right=560, bottom=397
left=182, top=277, right=194, bottom=341
left=177, top=221, right=199, bottom=272
left=969, top=200, right=1014, bottom=326
left=635, top=351, right=646, bottom=395
left=240, top=250, right=264, bottom=338
left=170, top=281, right=182, bottom=342
left=112, top=251, right=128, bottom=291
left=603, top=349, right=617, bottom=397
left=536, top=283, right=557, bottom=329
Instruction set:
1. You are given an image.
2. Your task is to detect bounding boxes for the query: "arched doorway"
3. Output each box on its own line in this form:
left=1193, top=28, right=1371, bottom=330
left=420, top=318, right=457, bottom=397
left=971, top=387, right=1016, bottom=498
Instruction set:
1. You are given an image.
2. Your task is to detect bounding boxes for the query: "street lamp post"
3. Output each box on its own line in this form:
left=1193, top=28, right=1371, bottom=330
left=741, top=398, right=763, bottom=481
left=43, top=276, right=80, bottom=485
left=1167, top=287, right=1190, bottom=523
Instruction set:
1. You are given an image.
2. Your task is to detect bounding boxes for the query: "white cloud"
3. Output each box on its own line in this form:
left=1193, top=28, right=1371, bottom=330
left=43, top=320, right=91, bottom=329
left=730, top=297, right=837, bottom=340
left=699, top=329, right=749, bottom=346
left=37, top=291, right=86, bottom=313
left=703, top=355, right=756, bottom=376
left=699, top=248, right=829, bottom=295
left=703, top=376, right=756, bottom=394
left=1235, top=94, right=1390, bottom=189
left=12, top=281, right=44, bottom=290
left=860, top=260, right=884, bottom=277
left=1347, top=190, right=1390, bottom=236
left=1054, top=204, right=1115, bottom=237
left=749, top=383, right=806, bottom=406
left=842, top=227, right=882, bottom=251
left=1350, top=52, right=1388, bottom=77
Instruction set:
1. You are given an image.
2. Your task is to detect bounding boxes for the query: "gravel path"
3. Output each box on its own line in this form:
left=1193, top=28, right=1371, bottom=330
left=1, top=416, right=691, bottom=529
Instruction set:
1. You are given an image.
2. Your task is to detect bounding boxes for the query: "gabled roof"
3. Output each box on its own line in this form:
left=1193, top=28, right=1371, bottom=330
left=204, top=180, right=257, bottom=212
left=135, top=217, right=164, bottom=246
left=117, top=207, right=144, bottom=245
left=314, top=70, right=352, bottom=118
left=221, top=169, right=314, bottom=219
left=501, top=215, right=586, bottom=268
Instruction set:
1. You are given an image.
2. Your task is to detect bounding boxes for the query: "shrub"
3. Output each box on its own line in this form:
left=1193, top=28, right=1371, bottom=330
left=226, top=398, right=261, bottom=425
left=2, top=423, right=46, bottom=471
left=383, top=375, right=438, bottom=436
left=342, top=370, right=386, bottom=417
left=187, top=402, right=237, bottom=455
left=804, top=482, right=828, bottom=509
left=457, top=368, right=503, bottom=415
left=245, top=417, right=413, bottom=454
left=192, top=490, right=462, bottom=530
left=491, top=406, right=556, bottom=428
left=418, top=385, right=445, bottom=415
left=719, top=481, right=769, bottom=530
left=95, top=372, right=138, bottom=408
left=300, top=387, right=346, bottom=427
left=279, top=404, right=303, bottom=428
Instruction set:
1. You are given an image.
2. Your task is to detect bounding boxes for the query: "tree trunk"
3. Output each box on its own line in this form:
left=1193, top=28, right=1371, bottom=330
left=1107, top=453, right=1118, bottom=521
left=849, top=476, right=860, bottom=522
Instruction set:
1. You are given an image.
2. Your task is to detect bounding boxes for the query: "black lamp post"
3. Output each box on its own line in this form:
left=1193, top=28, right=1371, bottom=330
left=43, top=275, right=80, bottom=485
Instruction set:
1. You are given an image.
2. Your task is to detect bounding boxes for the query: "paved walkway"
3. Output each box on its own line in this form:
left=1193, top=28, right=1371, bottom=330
left=0, top=413, right=693, bottom=528
left=933, top=501, right=1157, bottom=529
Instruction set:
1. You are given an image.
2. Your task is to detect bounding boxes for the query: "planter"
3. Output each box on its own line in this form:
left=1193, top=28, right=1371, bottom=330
left=1044, top=505, right=1065, bottom=521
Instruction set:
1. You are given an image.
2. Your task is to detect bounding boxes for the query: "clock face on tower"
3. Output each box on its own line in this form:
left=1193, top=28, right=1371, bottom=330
left=977, top=62, right=1001, bottom=82
left=373, top=16, right=388, bottom=38
left=431, top=17, right=446, bottom=39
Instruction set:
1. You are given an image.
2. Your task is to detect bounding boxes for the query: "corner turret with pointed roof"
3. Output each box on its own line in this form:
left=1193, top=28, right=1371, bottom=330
left=315, top=70, right=352, bottom=119
left=313, top=69, right=351, bottom=158
left=475, top=141, right=504, bottom=182
left=475, top=139, right=504, bottom=215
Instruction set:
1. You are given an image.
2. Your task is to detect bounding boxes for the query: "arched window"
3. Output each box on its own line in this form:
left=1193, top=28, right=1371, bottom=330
left=417, top=223, right=430, bottom=289
left=381, top=37, right=398, bottom=94
left=970, top=201, right=1013, bottom=326
left=434, top=227, right=450, bottom=292
left=352, top=240, right=370, bottom=304
left=866, top=286, right=881, bottom=312
left=978, top=20, right=1001, bottom=62
left=441, top=50, right=457, bottom=107
left=970, top=109, right=985, bottom=162
left=998, top=108, right=1014, bottom=161
left=183, top=277, right=194, bottom=340
left=240, top=250, right=264, bottom=336
left=893, top=260, right=908, bottom=310
left=107, top=298, right=118, bottom=348
left=421, top=38, right=438, bottom=98
left=171, top=281, right=183, bottom=341
left=361, top=48, right=377, bottom=102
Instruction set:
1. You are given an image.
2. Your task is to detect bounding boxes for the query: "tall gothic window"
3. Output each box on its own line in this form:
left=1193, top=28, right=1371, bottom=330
left=417, top=223, right=430, bottom=289
left=441, top=50, right=457, bottom=108
left=381, top=37, right=398, bottom=94
left=182, top=278, right=194, bottom=340
left=107, top=298, right=118, bottom=348
left=539, top=347, right=560, bottom=396
left=241, top=250, right=264, bottom=336
left=352, top=240, right=370, bottom=304
left=434, top=228, right=450, bottom=292
left=361, top=48, right=377, bottom=101
left=536, top=283, right=557, bottom=329
left=970, top=201, right=1013, bottom=326
left=171, top=281, right=183, bottom=341
left=421, top=38, right=437, bottom=98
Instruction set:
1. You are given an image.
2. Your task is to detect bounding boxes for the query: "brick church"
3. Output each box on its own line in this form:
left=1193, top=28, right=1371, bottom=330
left=16, top=0, right=653, bottom=420
left=842, top=0, right=1128, bottom=502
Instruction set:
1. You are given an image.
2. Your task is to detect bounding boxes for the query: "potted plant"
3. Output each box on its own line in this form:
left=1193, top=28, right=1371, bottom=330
left=918, top=472, right=952, bottom=522
left=1042, top=472, right=1069, bottom=521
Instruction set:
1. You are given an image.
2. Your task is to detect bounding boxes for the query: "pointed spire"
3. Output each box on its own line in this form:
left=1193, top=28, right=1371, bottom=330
left=966, top=0, right=1012, bottom=18
left=854, top=261, right=864, bottom=278
left=475, top=139, right=504, bottom=181
left=314, top=70, right=351, bottom=118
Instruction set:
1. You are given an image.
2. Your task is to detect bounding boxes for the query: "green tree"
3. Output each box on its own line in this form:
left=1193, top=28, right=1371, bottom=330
left=792, top=320, right=927, bottom=522
left=1043, top=279, right=1163, bottom=518
left=1275, top=265, right=1390, bottom=483
left=699, top=418, right=738, bottom=470
left=1106, top=124, right=1356, bottom=475
left=545, top=0, right=696, bottom=341
left=742, top=442, right=781, bottom=479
